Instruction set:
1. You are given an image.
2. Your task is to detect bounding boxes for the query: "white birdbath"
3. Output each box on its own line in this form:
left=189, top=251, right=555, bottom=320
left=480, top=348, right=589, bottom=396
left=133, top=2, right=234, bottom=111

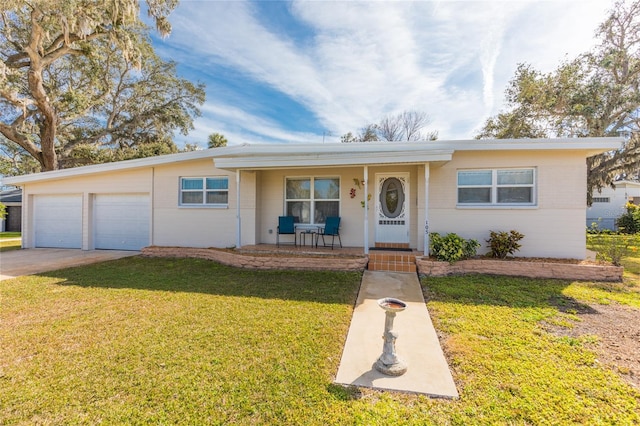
left=375, top=297, right=408, bottom=376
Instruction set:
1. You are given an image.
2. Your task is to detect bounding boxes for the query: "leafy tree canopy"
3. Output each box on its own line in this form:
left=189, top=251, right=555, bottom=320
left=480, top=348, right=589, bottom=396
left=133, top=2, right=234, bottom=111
left=341, top=110, right=438, bottom=143
left=0, top=0, right=205, bottom=173
left=207, top=132, right=227, bottom=148
left=476, top=0, right=640, bottom=202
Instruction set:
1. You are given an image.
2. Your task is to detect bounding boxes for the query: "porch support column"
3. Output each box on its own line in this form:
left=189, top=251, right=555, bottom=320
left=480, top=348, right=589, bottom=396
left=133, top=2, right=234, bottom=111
left=364, top=166, right=369, bottom=255
left=236, top=170, right=242, bottom=248
left=423, top=164, right=430, bottom=256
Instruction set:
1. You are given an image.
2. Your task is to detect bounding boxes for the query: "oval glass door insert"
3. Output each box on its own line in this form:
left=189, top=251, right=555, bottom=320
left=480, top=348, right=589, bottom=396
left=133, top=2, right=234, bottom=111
left=380, top=177, right=404, bottom=218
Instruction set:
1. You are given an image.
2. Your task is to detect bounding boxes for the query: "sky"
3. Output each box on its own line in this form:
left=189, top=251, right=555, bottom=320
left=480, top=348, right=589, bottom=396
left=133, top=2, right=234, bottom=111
left=147, top=0, right=613, bottom=147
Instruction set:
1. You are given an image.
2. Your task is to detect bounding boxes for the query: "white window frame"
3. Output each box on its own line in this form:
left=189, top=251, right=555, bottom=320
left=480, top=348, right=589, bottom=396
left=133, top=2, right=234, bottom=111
left=457, top=168, right=536, bottom=207
left=179, top=176, right=229, bottom=208
left=284, top=176, right=341, bottom=225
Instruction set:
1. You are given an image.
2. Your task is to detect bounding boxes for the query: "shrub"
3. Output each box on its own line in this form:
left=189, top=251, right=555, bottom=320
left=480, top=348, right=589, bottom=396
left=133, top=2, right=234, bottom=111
left=486, top=230, right=524, bottom=259
left=616, top=202, right=640, bottom=234
left=595, top=235, right=631, bottom=266
left=430, top=232, right=480, bottom=264
left=586, top=220, right=614, bottom=235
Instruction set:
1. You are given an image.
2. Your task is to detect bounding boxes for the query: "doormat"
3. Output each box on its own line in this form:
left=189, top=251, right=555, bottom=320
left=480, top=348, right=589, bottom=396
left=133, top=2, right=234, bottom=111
left=369, top=247, right=414, bottom=252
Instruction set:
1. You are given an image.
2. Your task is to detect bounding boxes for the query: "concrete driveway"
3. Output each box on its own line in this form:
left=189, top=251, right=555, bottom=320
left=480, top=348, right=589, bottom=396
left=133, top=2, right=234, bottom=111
left=0, top=248, right=140, bottom=281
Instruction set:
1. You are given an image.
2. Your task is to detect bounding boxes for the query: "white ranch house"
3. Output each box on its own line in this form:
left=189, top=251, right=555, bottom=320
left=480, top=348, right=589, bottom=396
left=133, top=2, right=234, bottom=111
left=3, top=138, right=621, bottom=259
left=587, top=180, right=640, bottom=231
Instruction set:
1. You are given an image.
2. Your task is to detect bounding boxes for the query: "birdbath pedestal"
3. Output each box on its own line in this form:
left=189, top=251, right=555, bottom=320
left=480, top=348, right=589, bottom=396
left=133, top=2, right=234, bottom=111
left=375, top=297, right=408, bottom=376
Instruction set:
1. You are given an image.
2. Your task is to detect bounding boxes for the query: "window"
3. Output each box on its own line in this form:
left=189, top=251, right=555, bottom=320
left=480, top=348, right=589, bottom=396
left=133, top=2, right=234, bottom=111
left=285, top=177, right=339, bottom=224
left=180, top=177, right=228, bottom=206
left=592, top=197, right=610, bottom=203
left=457, top=168, right=535, bottom=206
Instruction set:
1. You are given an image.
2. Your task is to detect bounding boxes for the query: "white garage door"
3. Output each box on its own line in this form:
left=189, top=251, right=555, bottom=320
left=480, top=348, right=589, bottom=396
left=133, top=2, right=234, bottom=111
left=94, top=194, right=150, bottom=250
left=34, top=195, right=82, bottom=248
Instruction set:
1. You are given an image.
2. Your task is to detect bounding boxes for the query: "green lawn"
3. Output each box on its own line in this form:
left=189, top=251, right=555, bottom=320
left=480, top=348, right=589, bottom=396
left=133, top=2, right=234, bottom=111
left=0, top=232, right=21, bottom=239
left=0, top=232, right=21, bottom=252
left=1, top=256, right=639, bottom=425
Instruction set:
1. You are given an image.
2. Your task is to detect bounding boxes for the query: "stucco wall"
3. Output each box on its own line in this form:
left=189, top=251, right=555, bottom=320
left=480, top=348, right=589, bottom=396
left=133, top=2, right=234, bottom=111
left=427, top=150, right=588, bottom=259
left=151, top=159, right=251, bottom=248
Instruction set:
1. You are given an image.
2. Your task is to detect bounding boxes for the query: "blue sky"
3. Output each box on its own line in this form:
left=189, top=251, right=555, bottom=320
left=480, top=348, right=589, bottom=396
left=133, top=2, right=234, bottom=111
left=148, top=0, right=612, bottom=147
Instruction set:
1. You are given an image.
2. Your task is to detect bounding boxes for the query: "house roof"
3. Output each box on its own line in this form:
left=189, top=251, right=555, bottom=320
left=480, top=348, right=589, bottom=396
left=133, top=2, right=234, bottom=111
left=612, top=180, right=640, bottom=188
left=1, top=137, right=623, bottom=185
left=0, top=188, right=22, bottom=203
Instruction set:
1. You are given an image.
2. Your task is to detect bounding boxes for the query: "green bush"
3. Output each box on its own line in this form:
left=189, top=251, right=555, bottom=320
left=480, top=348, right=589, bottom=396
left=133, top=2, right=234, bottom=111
left=486, top=230, right=524, bottom=259
left=430, top=232, right=480, bottom=264
left=586, top=220, right=615, bottom=235
left=616, top=202, right=640, bottom=234
left=587, top=235, right=640, bottom=266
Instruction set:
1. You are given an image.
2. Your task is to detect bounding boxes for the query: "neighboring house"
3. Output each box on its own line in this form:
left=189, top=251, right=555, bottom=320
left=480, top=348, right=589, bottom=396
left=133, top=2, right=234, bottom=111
left=3, top=138, right=620, bottom=259
left=587, top=180, right=640, bottom=231
left=0, top=188, right=22, bottom=232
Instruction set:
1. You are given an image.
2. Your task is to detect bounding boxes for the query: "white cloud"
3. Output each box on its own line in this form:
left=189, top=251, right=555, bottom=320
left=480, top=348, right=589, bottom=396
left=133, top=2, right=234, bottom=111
left=177, top=102, right=327, bottom=147
left=165, top=0, right=614, bottom=142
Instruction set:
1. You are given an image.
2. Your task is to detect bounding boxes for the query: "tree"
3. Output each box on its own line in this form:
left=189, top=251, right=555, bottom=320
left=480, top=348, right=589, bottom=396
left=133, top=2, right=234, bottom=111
left=341, top=110, right=437, bottom=143
left=476, top=0, right=640, bottom=201
left=340, top=125, right=379, bottom=143
left=0, top=135, right=40, bottom=176
left=182, top=142, right=202, bottom=152
left=0, top=0, right=205, bottom=172
left=208, top=133, right=227, bottom=148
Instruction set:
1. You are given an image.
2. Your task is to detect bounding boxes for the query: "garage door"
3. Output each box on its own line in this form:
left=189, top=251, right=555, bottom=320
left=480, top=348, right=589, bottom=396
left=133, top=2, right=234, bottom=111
left=34, top=195, right=82, bottom=248
left=94, top=194, right=150, bottom=250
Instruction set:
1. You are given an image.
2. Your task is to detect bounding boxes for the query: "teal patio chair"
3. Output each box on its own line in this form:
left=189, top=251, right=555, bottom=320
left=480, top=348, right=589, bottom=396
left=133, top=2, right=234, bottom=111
left=318, top=216, right=342, bottom=249
left=277, top=216, right=297, bottom=247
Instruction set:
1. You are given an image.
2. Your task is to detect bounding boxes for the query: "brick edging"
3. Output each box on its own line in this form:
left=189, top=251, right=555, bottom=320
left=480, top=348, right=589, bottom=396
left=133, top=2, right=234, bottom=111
left=416, top=257, right=623, bottom=281
left=141, top=246, right=368, bottom=272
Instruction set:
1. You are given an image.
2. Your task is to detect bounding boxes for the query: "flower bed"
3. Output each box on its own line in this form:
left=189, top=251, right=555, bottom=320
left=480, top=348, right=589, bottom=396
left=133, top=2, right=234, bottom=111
left=416, top=257, right=623, bottom=281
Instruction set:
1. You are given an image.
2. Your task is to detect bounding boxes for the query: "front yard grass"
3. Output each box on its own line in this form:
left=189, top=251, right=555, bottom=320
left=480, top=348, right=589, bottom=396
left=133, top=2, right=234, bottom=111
left=0, top=232, right=21, bottom=239
left=0, top=232, right=21, bottom=252
left=1, top=256, right=639, bottom=425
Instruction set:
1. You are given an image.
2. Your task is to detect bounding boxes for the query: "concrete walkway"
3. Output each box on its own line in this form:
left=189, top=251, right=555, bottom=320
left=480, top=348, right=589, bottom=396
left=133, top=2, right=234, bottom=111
left=335, top=271, right=458, bottom=398
left=0, top=248, right=139, bottom=281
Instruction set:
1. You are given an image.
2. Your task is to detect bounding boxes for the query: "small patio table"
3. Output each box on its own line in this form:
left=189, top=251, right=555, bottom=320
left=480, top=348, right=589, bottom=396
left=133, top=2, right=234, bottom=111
left=297, top=226, right=320, bottom=247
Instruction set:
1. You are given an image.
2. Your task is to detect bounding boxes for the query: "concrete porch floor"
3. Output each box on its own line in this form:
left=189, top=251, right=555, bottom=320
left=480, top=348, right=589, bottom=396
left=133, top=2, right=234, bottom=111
left=238, top=243, right=423, bottom=257
left=334, top=270, right=458, bottom=398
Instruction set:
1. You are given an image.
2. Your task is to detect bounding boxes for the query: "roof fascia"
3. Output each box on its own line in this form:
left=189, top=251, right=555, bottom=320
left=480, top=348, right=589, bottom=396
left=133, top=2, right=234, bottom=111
left=2, top=146, right=246, bottom=185
left=213, top=150, right=454, bottom=170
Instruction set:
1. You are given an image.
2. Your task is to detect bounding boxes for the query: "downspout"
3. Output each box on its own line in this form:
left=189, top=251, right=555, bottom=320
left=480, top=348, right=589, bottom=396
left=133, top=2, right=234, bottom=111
left=236, top=170, right=242, bottom=248
left=150, top=167, right=154, bottom=246
left=364, top=166, right=369, bottom=254
left=424, top=164, right=430, bottom=256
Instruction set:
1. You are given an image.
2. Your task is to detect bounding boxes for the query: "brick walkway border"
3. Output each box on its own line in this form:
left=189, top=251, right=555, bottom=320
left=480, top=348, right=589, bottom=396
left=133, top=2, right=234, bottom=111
left=141, top=246, right=368, bottom=272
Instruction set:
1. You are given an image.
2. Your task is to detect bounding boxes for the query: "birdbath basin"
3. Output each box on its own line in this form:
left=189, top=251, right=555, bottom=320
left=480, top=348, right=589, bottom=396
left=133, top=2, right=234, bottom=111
left=378, top=298, right=407, bottom=312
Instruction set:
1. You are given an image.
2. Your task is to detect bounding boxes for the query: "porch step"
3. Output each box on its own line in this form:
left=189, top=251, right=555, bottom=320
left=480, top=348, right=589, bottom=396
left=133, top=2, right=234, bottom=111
left=367, top=250, right=417, bottom=273
left=374, top=242, right=410, bottom=249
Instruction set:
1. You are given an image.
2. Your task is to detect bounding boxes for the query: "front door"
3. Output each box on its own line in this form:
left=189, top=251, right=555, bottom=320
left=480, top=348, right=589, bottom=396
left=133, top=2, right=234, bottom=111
left=375, top=173, right=410, bottom=244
